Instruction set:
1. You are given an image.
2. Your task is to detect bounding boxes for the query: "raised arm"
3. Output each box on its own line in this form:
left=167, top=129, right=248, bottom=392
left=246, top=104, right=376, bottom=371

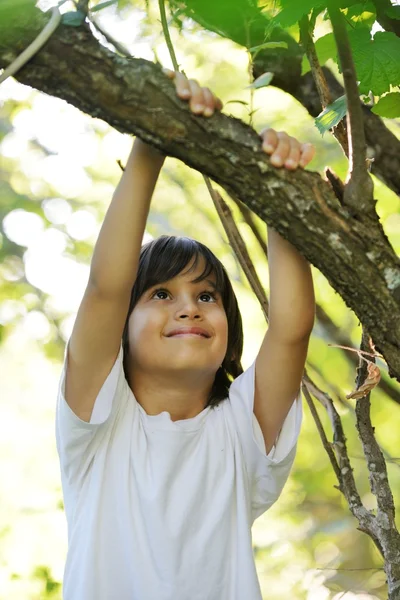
left=89, top=139, right=165, bottom=295
left=64, top=139, right=166, bottom=421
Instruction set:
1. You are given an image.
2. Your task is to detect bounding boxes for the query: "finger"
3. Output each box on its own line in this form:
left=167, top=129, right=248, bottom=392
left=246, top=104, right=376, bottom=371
left=283, top=137, right=301, bottom=170
left=299, top=143, right=316, bottom=167
left=188, top=79, right=205, bottom=113
left=202, top=88, right=215, bottom=116
left=215, top=95, right=224, bottom=111
left=270, top=131, right=290, bottom=167
left=260, top=128, right=279, bottom=154
left=173, top=71, right=191, bottom=100
left=162, top=67, right=176, bottom=79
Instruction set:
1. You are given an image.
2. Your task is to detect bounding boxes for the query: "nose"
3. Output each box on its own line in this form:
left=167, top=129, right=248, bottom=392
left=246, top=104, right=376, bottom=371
left=175, top=296, right=202, bottom=320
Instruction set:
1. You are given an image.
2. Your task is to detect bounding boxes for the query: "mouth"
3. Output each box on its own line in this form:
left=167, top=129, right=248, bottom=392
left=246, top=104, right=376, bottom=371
left=169, top=333, right=208, bottom=338
left=166, top=328, right=211, bottom=338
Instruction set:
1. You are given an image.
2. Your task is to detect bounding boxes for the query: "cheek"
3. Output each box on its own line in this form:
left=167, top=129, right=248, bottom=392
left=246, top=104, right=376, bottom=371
left=213, top=311, right=228, bottom=350
left=128, top=307, right=165, bottom=343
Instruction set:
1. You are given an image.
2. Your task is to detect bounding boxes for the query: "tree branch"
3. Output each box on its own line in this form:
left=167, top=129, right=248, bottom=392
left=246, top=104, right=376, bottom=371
left=354, top=329, right=400, bottom=593
left=298, top=14, right=348, bottom=158
left=327, top=4, right=375, bottom=219
left=301, top=371, right=383, bottom=554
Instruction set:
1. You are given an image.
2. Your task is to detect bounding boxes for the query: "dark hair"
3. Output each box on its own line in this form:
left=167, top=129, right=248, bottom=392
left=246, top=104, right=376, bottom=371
left=121, top=235, right=243, bottom=408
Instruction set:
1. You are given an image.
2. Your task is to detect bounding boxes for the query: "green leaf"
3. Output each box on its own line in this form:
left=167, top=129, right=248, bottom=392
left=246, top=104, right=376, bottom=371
left=371, top=92, right=400, bottom=118
left=314, top=95, right=347, bottom=136
left=90, top=0, right=118, bottom=12
left=247, top=72, right=274, bottom=89
left=301, top=32, right=337, bottom=75
left=343, top=2, right=376, bottom=27
left=348, top=29, right=400, bottom=95
left=0, top=0, right=36, bottom=24
left=61, top=10, right=86, bottom=26
left=272, top=0, right=326, bottom=28
left=385, top=5, right=400, bottom=19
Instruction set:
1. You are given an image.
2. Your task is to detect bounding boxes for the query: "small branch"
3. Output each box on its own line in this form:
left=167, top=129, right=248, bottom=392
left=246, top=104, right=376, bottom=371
left=302, top=370, right=382, bottom=554
left=298, top=16, right=332, bottom=109
left=355, top=330, right=397, bottom=525
left=301, top=382, right=341, bottom=482
left=298, top=15, right=349, bottom=158
left=327, top=2, right=375, bottom=218
left=354, top=330, right=400, bottom=594
left=158, top=0, right=180, bottom=72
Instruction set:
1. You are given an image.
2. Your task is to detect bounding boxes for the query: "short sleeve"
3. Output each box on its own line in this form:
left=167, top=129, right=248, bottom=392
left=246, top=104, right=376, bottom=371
left=55, top=339, right=128, bottom=487
left=227, top=361, right=302, bottom=522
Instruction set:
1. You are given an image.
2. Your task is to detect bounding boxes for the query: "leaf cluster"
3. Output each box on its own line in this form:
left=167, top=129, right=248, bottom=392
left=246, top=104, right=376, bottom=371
left=259, top=0, right=400, bottom=119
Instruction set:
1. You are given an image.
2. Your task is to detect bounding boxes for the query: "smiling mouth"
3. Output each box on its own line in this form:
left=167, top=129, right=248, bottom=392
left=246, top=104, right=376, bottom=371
left=169, top=333, right=209, bottom=338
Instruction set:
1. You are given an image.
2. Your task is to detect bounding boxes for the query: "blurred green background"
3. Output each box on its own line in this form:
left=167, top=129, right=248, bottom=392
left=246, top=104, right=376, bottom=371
left=1, top=0, right=400, bottom=598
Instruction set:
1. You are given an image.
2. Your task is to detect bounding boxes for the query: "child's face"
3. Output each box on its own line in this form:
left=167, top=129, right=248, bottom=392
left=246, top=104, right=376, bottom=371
left=127, top=257, right=228, bottom=379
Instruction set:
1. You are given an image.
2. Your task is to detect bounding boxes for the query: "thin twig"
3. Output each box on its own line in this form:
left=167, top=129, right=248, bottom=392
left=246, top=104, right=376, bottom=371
left=301, top=382, right=341, bottom=481
left=229, top=195, right=268, bottom=257
left=203, top=182, right=269, bottom=320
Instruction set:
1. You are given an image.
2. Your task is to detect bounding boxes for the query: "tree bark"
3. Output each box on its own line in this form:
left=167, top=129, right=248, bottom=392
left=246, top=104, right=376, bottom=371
left=1, top=7, right=400, bottom=381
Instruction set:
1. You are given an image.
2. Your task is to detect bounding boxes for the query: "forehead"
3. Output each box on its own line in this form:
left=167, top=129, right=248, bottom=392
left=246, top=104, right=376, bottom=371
left=180, top=255, right=216, bottom=281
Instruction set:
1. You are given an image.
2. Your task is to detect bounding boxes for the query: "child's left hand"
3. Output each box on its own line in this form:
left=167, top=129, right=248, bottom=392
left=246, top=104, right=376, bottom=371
left=162, top=68, right=315, bottom=171
left=259, top=128, right=315, bottom=170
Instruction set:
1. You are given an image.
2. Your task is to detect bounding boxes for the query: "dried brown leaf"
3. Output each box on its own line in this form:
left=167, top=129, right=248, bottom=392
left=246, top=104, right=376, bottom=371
left=346, top=361, right=381, bottom=400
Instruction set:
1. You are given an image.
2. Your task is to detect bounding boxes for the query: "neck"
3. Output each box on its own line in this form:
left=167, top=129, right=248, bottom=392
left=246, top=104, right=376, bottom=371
left=127, top=366, right=215, bottom=421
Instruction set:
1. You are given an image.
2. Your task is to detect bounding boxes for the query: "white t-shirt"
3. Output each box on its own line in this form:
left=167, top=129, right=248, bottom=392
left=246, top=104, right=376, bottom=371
left=56, top=341, right=302, bottom=600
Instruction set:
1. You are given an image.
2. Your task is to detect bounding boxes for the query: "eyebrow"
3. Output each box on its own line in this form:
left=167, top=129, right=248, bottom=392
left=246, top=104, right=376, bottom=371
left=152, top=278, right=218, bottom=290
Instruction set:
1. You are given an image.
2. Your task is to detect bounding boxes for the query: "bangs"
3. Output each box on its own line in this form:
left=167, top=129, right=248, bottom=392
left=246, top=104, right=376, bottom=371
left=134, top=236, right=226, bottom=299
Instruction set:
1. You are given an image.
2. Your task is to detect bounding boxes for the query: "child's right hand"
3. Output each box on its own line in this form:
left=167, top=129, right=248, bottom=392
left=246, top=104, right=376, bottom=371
left=162, top=68, right=223, bottom=118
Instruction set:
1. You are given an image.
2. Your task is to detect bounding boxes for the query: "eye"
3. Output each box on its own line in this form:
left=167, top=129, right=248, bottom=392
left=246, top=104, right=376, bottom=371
left=152, top=288, right=169, bottom=300
left=199, top=291, right=217, bottom=303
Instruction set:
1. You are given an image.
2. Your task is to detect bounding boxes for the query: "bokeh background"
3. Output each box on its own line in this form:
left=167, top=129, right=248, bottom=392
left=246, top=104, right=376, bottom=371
left=1, top=0, right=400, bottom=598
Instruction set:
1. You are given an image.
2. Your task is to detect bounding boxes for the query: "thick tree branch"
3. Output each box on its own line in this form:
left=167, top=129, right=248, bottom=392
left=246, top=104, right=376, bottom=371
left=1, top=7, right=400, bottom=383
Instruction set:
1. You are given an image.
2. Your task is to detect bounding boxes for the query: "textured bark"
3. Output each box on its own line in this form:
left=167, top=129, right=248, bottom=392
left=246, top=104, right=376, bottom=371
left=0, top=8, right=400, bottom=384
